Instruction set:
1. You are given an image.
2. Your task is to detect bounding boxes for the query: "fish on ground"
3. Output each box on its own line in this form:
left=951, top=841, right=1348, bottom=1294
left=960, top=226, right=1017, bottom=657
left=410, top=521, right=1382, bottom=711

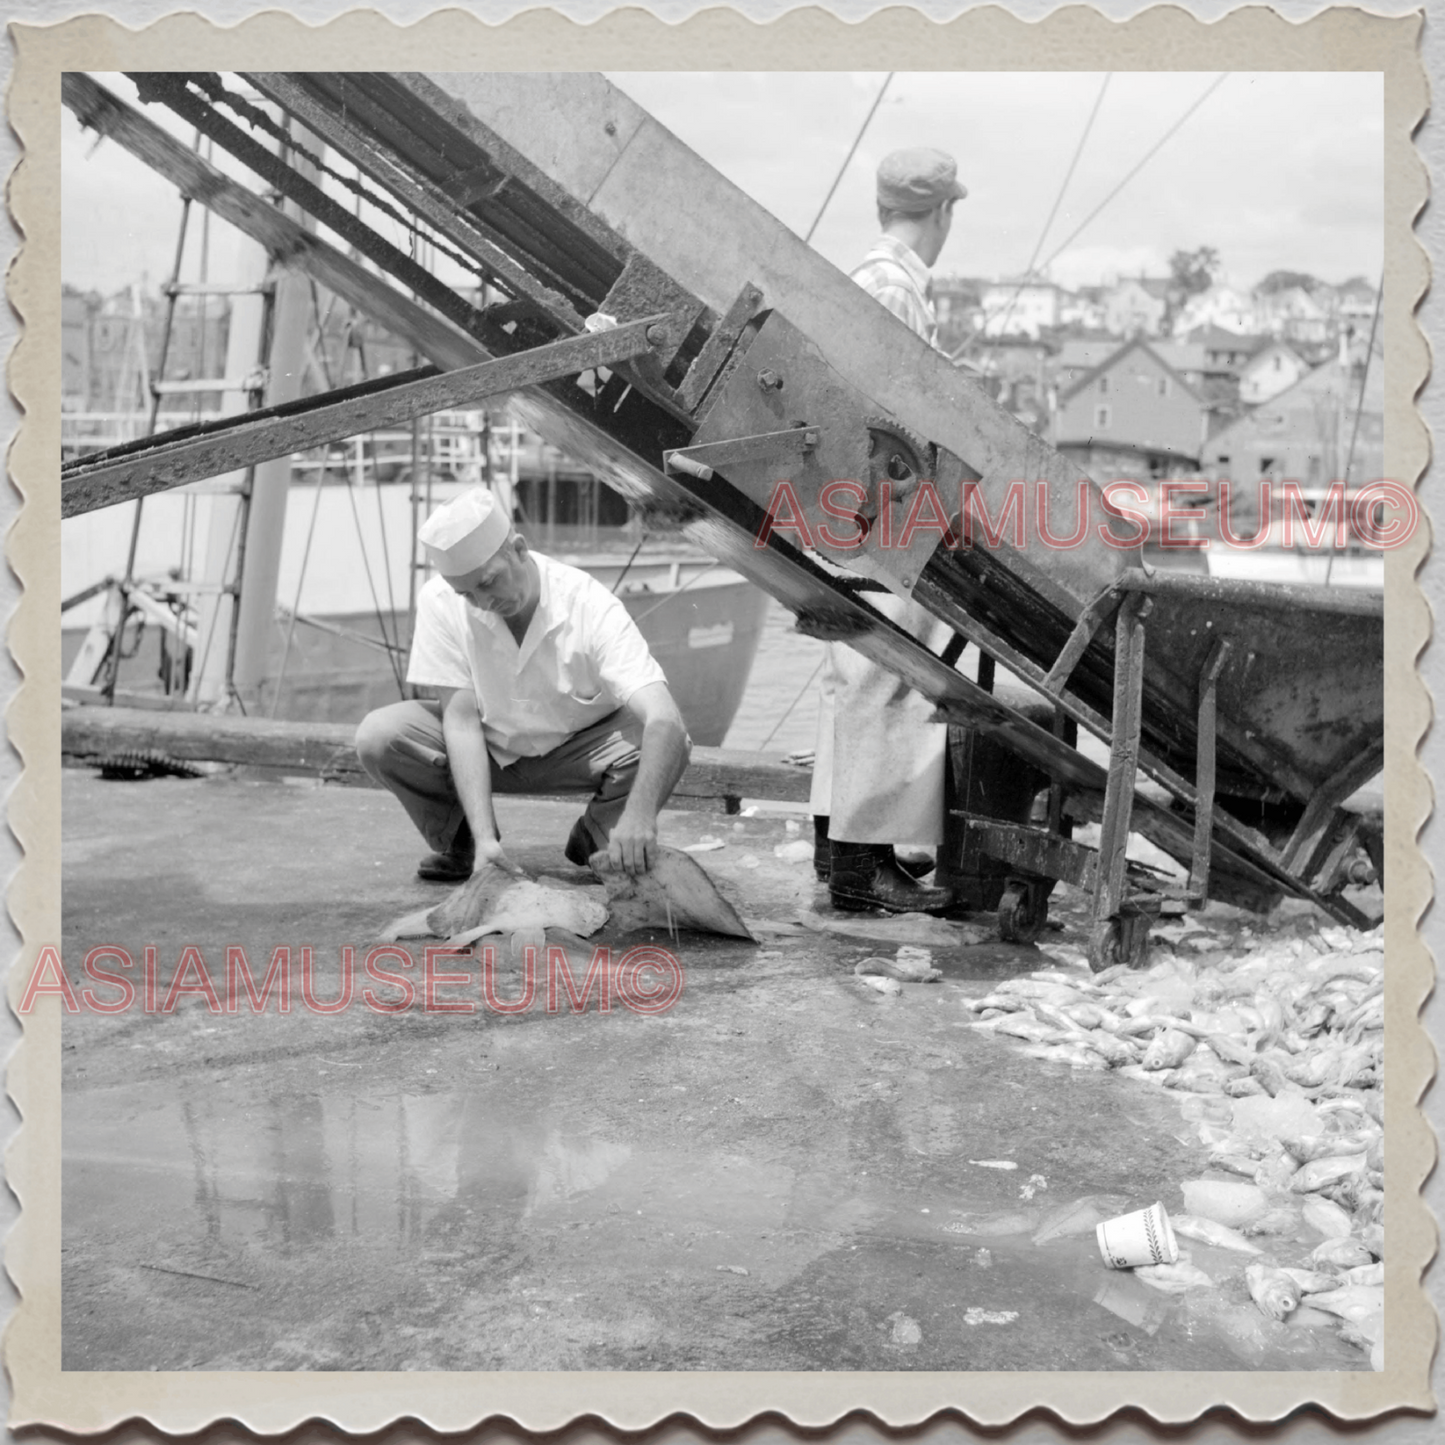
left=382, top=865, right=608, bottom=945
left=1245, top=1263, right=1300, bottom=1321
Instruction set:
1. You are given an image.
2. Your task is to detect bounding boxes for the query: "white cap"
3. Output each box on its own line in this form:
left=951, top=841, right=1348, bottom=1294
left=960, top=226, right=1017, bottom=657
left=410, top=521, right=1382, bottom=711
left=418, top=489, right=511, bottom=577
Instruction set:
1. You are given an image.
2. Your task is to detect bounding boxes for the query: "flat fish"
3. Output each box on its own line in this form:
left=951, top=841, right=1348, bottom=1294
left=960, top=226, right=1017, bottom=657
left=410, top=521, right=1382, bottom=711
left=382, top=866, right=609, bottom=944
left=591, top=846, right=755, bottom=940
left=1245, top=1263, right=1300, bottom=1321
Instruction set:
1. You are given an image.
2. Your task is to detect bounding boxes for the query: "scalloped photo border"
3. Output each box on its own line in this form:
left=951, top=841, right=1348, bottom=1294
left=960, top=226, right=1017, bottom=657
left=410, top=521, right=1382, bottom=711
left=4, top=4, right=1433, bottom=1432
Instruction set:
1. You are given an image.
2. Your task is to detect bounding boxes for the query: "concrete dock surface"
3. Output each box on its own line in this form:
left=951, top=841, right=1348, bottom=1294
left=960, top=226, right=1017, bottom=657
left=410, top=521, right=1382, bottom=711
left=59, top=768, right=1373, bottom=1373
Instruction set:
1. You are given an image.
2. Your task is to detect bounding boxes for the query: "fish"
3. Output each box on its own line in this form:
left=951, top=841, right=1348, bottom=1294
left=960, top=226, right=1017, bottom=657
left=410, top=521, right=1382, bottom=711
left=1289, top=1153, right=1367, bottom=1194
left=1031, top=1194, right=1128, bottom=1246
left=590, top=846, right=755, bottom=940
left=1244, top=1263, right=1300, bottom=1321
left=1301, top=1196, right=1355, bottom=1239
left=1084, top=1030, right=1137, bottom=1067
left=991, top=1014, right=1059, bottom=1043
left=1241, top=1204, right=1303, bottom=1237
left=1277, top=1266, right=1337, bottom=1295
left=1343, top=1261, right=1385, bottom=1287
left=1134, top=1260, right=1214, bottom=1293
left=1310, top=1236, right=1374, bottom=1269
left=1169, top=1214, right=1263, bottom=1255
left=855, top=955, right=941, bottom=983
left=1141, top=1029, right=1197, bottom=1070
left=382, top=865, right=609, bottom=944
left=1306, top=1284, right=1385, bottom=1326
left=857, top=973, right=902, bottom=997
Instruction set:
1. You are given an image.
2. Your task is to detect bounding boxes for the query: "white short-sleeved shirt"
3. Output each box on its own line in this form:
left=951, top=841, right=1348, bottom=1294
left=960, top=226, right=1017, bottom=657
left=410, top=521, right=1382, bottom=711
left=407, top=552, right=667, bottom=766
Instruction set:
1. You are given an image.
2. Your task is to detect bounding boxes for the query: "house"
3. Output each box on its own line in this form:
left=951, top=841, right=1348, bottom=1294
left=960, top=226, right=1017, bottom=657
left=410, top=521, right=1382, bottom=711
left=1335, top=276, right=1380, bottom=329
left=1171, top=285, right=1261, bottom=338
left=1101, top=277, right=1168, bottom=337
left=1058, top=285, right=1108, bottom=332
left=1201, top=354, right=1385, bottom=490
left=1052, top=336, right=1208, bottom=483
left=1256, top=285, right=1330, bottom=346
left=1238, top=340, right=1309, bottom=406
left=978, top=279, right=1061, bottom=338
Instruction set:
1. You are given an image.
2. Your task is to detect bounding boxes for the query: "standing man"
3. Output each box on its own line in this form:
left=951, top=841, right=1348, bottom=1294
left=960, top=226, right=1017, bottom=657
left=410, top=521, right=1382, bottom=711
left=811, top=148, right=965, bottom=914
left=357, top=489, right=691, bottom=881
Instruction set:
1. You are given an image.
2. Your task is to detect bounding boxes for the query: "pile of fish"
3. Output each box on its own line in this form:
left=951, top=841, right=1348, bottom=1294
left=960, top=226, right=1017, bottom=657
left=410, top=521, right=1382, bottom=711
left=959, top=911, right=1385, bottom=1368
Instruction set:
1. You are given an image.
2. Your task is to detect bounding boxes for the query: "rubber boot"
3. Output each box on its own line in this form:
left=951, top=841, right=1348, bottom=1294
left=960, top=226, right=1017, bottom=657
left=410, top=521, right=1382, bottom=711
left=828, top=839, right=954, bottom=915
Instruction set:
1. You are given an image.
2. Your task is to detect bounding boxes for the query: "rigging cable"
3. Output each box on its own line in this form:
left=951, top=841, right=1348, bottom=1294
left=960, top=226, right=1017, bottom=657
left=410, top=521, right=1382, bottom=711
left=1326, top=273, right=1385, bottom=586
left=1040, top=72, right=1230, bottom=273
left=804, top=74, right=894, bottom=245
left=963, top=74, right=1112, bottom=359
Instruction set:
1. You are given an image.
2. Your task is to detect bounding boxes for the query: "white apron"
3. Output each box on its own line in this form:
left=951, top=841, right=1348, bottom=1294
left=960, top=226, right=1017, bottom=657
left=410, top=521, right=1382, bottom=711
left=808, top=593, right=948, bottom=845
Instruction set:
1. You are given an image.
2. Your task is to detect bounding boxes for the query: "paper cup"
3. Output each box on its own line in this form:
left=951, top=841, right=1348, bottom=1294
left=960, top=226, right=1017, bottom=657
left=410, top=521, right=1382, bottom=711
left=1096, top=1201, right=1179, bottom=1269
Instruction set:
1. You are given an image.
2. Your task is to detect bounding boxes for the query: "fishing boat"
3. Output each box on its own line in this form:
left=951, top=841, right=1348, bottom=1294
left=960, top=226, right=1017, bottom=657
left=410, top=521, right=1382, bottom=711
left=60, top=408, right=769, bottom=746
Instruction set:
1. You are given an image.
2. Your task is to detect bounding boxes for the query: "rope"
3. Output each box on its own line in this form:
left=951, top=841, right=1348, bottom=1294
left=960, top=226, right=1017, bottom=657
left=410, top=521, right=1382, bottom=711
left=804, top=74, right=894, bottom=245
left=965, top=75, right=1112, bottom=360
left=1040, top=73, right=1230, bottom=272
left=609, top=534, right=647, bottom=595
left=758, top=656, right=824, bottom=752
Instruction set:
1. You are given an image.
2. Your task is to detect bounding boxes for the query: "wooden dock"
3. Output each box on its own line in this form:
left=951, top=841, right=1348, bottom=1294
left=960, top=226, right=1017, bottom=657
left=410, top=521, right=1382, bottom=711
left=60, top=703, right=812, bottom=812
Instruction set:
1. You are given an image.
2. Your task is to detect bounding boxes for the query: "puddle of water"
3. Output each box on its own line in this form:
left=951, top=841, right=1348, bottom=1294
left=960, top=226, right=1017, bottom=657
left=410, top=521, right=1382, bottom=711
left=65, top=1076, right=1369, bottom=1372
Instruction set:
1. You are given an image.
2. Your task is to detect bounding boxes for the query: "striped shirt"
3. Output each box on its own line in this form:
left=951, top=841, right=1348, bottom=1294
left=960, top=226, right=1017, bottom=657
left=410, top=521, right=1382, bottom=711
left=849, top=234, right=938, bottom=347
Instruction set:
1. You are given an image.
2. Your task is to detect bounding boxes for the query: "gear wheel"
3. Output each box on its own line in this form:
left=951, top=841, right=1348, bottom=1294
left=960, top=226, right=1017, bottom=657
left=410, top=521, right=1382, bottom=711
left=865, top=415, right=935, bottom=489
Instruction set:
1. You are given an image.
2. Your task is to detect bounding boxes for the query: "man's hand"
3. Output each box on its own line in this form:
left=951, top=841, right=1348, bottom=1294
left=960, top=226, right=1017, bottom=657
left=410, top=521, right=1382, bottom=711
left=607, top=807, right=658, bottom=875
left=475, top=834, right=525, bottom=879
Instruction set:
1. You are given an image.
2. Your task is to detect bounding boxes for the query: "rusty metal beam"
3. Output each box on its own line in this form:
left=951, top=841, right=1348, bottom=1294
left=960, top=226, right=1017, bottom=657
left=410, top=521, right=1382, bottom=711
left=60, top=317, right=676, bottom=517
left=62, top=73, right=484, bottom=373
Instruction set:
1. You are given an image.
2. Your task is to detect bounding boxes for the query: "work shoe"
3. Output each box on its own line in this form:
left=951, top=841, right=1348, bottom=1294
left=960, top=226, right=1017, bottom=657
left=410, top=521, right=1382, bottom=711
left=828, top=840, right=953, bottom=916
left=417, top=819, right=474, bottom=883
left=565, top=815, right=601, bottom=868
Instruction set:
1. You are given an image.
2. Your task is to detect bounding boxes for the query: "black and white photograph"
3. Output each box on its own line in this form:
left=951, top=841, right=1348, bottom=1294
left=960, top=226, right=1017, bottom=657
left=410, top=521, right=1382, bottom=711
left=8, top=4, right=1431, bottom=1430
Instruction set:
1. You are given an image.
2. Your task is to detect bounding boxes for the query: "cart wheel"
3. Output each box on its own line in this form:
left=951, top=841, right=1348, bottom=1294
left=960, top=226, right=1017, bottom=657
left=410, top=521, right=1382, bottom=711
left=998, top=880, right=1047, bottom=944
left=1087, top=919, right=1122, bottom=973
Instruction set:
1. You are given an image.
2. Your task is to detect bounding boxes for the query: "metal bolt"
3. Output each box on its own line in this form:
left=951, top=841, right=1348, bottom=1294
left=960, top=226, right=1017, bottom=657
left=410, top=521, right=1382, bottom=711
left=646, top=324, right=668, bottom=346
left=757, top=369, right=784, bottom=392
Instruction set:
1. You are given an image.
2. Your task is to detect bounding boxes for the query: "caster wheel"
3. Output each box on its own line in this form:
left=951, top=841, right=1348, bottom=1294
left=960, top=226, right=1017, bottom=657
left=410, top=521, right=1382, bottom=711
left=998, top=879, right=1048, bottom=943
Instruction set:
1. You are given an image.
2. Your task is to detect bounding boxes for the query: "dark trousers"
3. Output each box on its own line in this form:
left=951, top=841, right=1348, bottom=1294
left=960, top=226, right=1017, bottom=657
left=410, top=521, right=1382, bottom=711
left=355, top=699, right=642, bottom=854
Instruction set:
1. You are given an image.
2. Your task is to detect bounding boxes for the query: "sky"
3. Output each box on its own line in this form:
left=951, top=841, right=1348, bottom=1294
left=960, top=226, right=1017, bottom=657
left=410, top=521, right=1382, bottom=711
left=62, top=70, right=1383, bottom=297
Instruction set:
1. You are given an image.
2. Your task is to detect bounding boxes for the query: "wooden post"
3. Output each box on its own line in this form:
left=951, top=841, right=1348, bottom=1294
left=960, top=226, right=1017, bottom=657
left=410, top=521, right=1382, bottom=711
left=1092, top=593, right=1151, bottom=928
left=1188, top=636, right=1233, bottom=902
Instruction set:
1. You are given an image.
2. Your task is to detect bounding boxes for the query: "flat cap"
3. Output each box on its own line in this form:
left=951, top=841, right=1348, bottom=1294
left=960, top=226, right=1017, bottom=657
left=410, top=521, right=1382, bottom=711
left=877, top=148, right=967, bottom=214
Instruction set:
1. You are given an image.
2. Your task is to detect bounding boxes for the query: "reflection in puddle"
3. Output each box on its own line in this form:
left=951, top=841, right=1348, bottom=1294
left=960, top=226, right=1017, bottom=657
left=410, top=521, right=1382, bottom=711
left=63, top=1077, right=1370, bottom=1373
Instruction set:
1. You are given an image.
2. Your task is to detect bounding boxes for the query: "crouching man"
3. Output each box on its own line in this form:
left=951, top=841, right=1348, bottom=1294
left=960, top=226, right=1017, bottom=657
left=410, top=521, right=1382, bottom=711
left=357, top=488, right=691, bottom=880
